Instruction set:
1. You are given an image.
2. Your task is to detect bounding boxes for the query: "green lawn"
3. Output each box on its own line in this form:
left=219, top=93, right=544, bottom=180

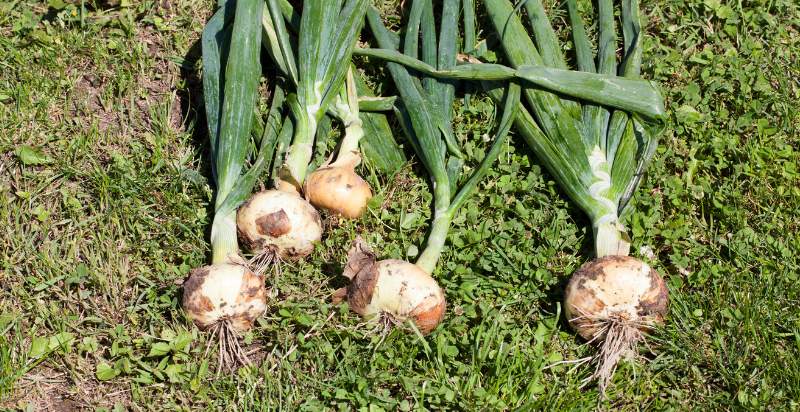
left=1, top=0, right=799, bottom=410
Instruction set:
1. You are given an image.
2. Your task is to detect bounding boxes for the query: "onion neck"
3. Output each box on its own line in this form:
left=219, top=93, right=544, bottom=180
left=416, top=180, right=452, bottom=274
left=283, top=110, right=317, bottom=189
left=586, top=145, right=630, bottom=258
left=331, top=91, right=364, bottom=168
left=334, top=68, right=363, bottom=165
left=336, top=117, right=364, bottom=164
left=210, top=209, right=239, bottom=264
left=593, top=214, right=631, bottom=258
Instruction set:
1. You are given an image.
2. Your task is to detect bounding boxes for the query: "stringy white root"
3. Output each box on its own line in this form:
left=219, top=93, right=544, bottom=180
left=572, top=309, right=651, bottom=396
left=204, top=319, right=251, bottom=374
left=248, top=248, right=284, bottom=277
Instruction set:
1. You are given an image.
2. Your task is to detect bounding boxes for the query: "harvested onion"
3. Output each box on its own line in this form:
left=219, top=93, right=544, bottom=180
left=564, top=255, right=668, bottom=392
left=236, top=189, right=323, bottom=260
left=182, top=263, right=267, bottom=369
left=183, top=263, right=268, bottom=331
left=305, top=153, right=372, bottom=219
left=334, top=239, right=446, bottom=334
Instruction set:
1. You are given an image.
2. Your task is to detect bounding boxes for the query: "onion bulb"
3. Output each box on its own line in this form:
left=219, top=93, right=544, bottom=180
left=237, top=189, right=323, bottom=260
left=564, top=255, right=668, bottom=393
left=333, top=238, right=446, bottom=334
left=305, top=154, right=372, bottom=219
left=182, top=263, right=267, bottom=369
left=182, top=263, right=267, bottom=331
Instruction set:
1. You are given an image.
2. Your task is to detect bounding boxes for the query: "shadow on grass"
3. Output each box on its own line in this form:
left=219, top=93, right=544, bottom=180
left=176, top=36, right=217, bottom=267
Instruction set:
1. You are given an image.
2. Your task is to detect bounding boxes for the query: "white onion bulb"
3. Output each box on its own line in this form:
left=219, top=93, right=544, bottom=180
left=563, top=255, right=668, bottom=394
left=334, top=240, right=446, bottom=334
left=182, top=263, right=267, bottom=332
left=305, top=157, right=372, bottom=219
left=236, top=189, right=323, bottom=259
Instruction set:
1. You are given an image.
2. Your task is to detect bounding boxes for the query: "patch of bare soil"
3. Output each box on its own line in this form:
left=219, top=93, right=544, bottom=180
left=3, top=364, right=131, bottom=411
left=68, top=24, right=189, bottom=137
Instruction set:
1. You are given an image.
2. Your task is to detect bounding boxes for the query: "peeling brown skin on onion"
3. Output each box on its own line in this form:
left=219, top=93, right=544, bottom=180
left=334, top=238, right=446, bottom=335
left=345, top=262, right=379, bottom=316
left=232, top=268, right=269, bottom=328
left=305, top=161, right=372, bottom=219
left=409, top=295, right=446, bottom=335
left=182, top=267, right=214, bottom=315
left=256, top=209, right=292, bottom=237
left=636, top=270, right=669, bottom=319
left=181, top=264, right=268, bottom=333
left=236, top=190, right=323, bottom=260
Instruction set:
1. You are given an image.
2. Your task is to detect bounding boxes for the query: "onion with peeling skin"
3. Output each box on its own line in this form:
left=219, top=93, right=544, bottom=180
left=182, top=263, right=267, bottom=369
left=236, top=189, right=323, bottom=260
left=334, top=239, right=446, bottom=334
left=563, top=255, right=669, bottom=393
left=183, top=263, right=268, bottom=331
left=305, top=154, right=372, bottom=219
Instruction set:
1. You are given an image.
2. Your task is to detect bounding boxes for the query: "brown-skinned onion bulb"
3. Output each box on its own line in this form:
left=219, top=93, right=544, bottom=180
left=237, top=189, right=323, bottom=260
left=305, top=154, right=372, bottom=219
left=563, top=255, right=669, bottom=393
left=182, top=263, right=267, bottom=369
left=334, top=239, right=445, bottom=334
left=182, top=263, right=268, bottom=332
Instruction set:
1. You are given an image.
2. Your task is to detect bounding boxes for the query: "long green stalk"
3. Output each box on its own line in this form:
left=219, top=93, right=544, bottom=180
left=261, top=0, right=405, bottom=177
left=480, top=0, right=665, bottom=257
left=203, top=0, right=264, bottom=264
left=367, top=5, right=519, bottom=274
left=353, top=47, right=664, bottom=121
left=279, top=0, right=368, bottom=188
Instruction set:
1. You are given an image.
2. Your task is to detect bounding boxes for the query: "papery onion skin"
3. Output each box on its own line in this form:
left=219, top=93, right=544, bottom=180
left=344, top=259, right=446, bottom=335
left=305, top=161, right=372, bottom=219
left=564, top=255, right=669, bottom=340
left=236, top=189, right=323, bottom=259
left=182, top=263, right=267, bottom=332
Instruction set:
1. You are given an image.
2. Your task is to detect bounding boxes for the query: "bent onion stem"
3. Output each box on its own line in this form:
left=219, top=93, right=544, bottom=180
left=332, top=68, right=365, bottom=163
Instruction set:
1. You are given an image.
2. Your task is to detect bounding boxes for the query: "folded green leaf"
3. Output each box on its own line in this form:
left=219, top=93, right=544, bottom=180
left=355, top=47, right=665, bottom=120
